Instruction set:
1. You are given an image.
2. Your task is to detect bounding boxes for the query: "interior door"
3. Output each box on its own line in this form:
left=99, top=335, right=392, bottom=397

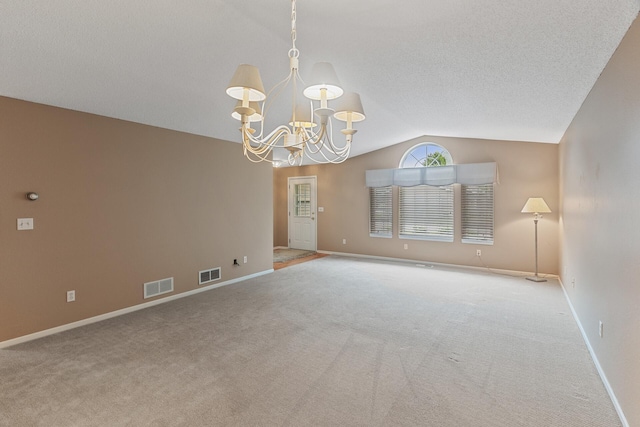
left=288, top=176, right=317, bottom=251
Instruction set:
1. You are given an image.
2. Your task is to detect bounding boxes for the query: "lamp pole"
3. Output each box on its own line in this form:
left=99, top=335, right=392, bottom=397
left=527, top=213, right=546, bottom=282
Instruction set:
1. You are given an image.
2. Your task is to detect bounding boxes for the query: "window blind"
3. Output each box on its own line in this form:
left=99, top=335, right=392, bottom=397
left=365, top=162, right=497, bottom=187
left=461, top=184, right=494, bottom=244
left=369, top=186, right=392, bottom=237
left=399, top=185, right=453, bottom=242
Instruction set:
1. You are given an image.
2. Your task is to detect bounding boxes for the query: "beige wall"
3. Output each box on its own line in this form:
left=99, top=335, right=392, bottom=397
left=559, top=15, right=640, bottom=427
left=275, top=135, right=559, bottom=275
left=0, top=96, right=273, bottom=343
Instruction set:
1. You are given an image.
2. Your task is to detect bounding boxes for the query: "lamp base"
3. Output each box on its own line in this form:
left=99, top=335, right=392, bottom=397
left=526, top=275, right=547, bottom=282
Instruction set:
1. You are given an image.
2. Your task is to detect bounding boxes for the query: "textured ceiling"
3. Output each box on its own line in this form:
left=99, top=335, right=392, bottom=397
left=1, top=1, right=638, bottom=162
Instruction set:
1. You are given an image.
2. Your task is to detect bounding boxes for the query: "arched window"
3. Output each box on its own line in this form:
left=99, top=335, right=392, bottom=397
left=398, top=143, right=454, bottom=242
left=399, top=143, right=453, bottom=168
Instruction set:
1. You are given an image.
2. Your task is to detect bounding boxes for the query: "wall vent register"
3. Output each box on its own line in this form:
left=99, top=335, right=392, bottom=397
left=143, top=277, right=174, bottom=299
left=199, top=267, right=221, bottom=285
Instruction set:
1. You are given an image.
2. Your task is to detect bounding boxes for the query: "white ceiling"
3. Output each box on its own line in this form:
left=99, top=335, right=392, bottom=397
left=1, top=1, right=638, bottom=162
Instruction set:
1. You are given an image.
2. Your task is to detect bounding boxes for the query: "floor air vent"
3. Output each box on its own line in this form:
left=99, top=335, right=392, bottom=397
left=199, top=267, right=221, bottom=285
left=143, top=277, right=174, bottom=299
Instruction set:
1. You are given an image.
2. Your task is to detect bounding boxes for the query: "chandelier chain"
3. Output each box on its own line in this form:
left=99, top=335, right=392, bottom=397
left=289, top=0, right=299, bottom=58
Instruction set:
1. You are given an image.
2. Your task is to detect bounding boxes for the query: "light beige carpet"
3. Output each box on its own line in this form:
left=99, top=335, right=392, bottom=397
left=0, top=256, right=621, bottom=426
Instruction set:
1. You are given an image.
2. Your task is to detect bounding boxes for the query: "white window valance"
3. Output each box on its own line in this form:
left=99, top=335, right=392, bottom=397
left=365, top=162, right=498, bottom=187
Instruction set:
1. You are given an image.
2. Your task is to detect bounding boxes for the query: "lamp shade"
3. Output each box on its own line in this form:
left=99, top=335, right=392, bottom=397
left=333, top=92, right=366, bottom=122
left=521, top=197, right=551, bottom=214
left=231, top=101, right=263, bottom=122
left=289, top=103, right=317, bottom=128
left=303, top=62, right=344, bottom=100
left=226, top=64, right=266, bottom=101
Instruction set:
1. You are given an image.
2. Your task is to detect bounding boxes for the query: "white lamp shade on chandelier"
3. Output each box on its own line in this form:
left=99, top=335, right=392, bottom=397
left=303, top=62, right=344, bottom=100
left=289, top=103, right=316, bottom=129
left=225, top=0, right=365, bottom=165
left=226, top=64, right=266, bottom=102
left=334, top=92, right=366, bottom=123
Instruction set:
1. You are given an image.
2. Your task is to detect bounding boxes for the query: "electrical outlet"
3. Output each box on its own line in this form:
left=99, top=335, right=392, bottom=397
left=404, top=244, right=408, bottom=250
left=599, top=321, right=603, bottom=338
left=571, top=278, right=576, bottom=288
left=476, top=249, right=482, bottom=257
left=342, top=239, right=346, bottom=245
left=233, top=259, right=239, bottom=266
left=66, top=290, right=76, bottom=302
left=17, top=218, right=34, bottom=230
left=243, top=256, right=247, bottom=264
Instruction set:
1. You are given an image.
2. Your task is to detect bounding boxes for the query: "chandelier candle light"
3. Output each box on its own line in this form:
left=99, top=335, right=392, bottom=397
left=226, top=0, right=365, bottom=165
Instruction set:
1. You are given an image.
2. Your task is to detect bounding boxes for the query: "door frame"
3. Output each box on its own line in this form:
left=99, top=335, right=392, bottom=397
left=288, top=176, right=317, bottom=251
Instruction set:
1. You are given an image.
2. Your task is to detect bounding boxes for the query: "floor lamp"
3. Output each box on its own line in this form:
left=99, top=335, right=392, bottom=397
left=521, top=197, right=551, bottom=282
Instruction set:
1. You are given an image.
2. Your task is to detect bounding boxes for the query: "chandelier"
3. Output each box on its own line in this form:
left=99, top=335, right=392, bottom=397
left=226, top=0, right=365, bottom=165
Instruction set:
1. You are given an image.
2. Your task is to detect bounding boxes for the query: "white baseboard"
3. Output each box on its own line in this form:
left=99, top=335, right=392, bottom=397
left=558, top=278, right=628, bottom=427
left=318, top=250, right=557, bottom=279
left=0, top=269, right=274, bottom=350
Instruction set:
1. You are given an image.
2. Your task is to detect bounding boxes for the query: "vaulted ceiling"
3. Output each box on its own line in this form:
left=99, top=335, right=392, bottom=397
left=2, top=1, right=638, bottom=162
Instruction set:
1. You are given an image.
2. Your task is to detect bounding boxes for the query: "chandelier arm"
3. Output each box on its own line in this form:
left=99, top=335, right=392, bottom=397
left=321, top=118, right=351, bottom=153
left=261, top=70, right=294, bottom=124
left=299, top=124, right=326, bottom=154
left=243, top=147, right=278, bottom=164
left=243, top=132, right=295, bottom=165
left=243, top=135, right=273, bottom=157
left=300, top=127, right=318, bottom=147
left=251, top=72, right=292, bottom=141
left=315, top=137, right=351, bottom=163
left=287, top=151, right=302, bottom=166
left=309, top=124, right=346, bottom=156
left=294, top=67, right=306, bottom=87
left=324, top=138, right=351, bottom=156
left=303, top=143, right=350, bottom=164
left=243, top=121, right=290, bottom=146
left=294, top=119, right=352, bottom=160
left=242, top=128, right=273, bottom=155
left=305, top=121, right=348, bottom=155
left=242, top=139, right=272, bottom=163
left=302, top=122, right=351, bottom=164
left=243, top=144, right=271, bottom=163
left=243, top=125, right=291, bottom=155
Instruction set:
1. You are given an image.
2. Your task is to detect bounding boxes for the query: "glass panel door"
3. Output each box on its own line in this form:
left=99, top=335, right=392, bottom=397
left=294, top=183, right=311, bottom=217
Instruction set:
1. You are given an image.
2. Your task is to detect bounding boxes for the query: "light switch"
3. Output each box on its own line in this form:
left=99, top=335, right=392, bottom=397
left=17, top=218, right=34, bottom=230
left=318, top=207, right=324, bottom=212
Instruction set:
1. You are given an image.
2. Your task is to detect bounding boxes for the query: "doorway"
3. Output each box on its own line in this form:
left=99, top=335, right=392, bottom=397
left=288, top=176, right=317, bottom=250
